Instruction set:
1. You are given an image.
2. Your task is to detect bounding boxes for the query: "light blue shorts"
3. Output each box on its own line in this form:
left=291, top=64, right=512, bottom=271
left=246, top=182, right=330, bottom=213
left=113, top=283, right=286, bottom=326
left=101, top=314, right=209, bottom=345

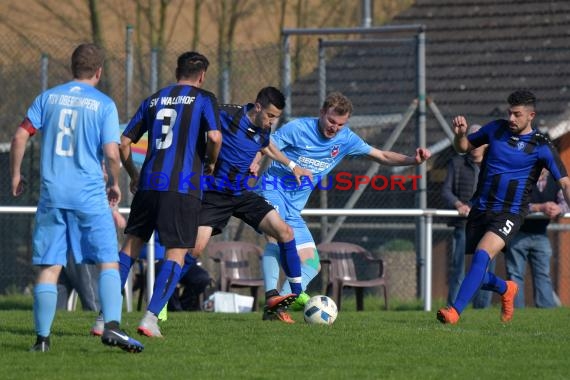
left=260, top=190, right=315, bottom=249
left=32, top=205, right=119, bottom=266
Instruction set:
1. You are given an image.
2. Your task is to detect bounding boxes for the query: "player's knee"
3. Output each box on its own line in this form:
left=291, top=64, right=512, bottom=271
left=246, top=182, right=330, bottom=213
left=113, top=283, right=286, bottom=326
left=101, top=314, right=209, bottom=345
left=192, top=239, right=209, bottom=256
left=277, top=224, right=294, bottom=242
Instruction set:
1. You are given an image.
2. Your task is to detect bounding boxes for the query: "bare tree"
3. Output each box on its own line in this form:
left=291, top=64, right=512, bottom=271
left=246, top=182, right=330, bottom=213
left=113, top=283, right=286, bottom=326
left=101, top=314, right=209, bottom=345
left=207, top=0, right=254, bottom=102
left=87, top=0, right=115, bottom=94
left=192, top=0, right=205, bottom=50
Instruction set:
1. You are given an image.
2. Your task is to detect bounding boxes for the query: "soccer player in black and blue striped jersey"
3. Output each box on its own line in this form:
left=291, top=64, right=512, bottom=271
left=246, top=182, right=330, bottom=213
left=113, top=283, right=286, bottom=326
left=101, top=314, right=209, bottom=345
left=117, top=51, right=222, bottom=337
left=190, top=86, right=313, bottom=325
left=437, top=89, right=570, bottom=324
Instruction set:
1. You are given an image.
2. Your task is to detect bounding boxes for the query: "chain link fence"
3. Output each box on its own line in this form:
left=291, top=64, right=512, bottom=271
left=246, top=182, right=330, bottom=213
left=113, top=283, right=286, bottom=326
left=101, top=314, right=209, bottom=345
left=1, top=30, right=569, bottom=308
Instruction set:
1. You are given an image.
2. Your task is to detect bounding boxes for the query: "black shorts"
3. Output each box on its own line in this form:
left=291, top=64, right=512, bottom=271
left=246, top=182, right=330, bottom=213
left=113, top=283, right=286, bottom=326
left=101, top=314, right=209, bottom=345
left=464, top=209, right=524, bottom=255
left=199, top=190, right=275, bottom=236
left=125, top=190, right=201, bottom=248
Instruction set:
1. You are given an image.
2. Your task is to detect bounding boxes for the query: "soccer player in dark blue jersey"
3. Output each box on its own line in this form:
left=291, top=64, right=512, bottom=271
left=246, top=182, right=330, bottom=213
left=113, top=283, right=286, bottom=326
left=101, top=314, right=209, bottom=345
left=116, top=51, right=222, bottom=337
left=437, top=89, right=570, bottom=324
left=187, top=86, right=313, bottom=325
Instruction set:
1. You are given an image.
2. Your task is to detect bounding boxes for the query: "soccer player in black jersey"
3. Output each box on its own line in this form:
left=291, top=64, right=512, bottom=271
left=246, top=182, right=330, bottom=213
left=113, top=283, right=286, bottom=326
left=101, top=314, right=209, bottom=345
left=437, top=89, right=570, bottom=324
left=115, top=51, right=222, bottom=337
left=190, top=86, right=312, bottom=325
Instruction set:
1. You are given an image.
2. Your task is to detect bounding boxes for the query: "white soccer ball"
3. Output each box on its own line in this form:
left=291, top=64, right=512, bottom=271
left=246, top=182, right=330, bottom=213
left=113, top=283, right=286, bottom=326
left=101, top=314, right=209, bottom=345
left=303, top=295, right=338, bottom=325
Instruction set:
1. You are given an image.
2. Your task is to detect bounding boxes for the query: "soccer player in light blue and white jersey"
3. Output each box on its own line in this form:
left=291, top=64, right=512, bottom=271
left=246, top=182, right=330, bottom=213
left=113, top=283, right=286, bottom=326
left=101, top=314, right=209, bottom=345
left=10, top=44, right=143, bottom=353
left=256, top=92, right=431, bottom=317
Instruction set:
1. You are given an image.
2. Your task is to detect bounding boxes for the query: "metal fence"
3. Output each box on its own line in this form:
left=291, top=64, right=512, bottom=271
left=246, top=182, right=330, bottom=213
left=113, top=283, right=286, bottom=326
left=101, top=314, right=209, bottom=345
left=2, top=206, right=570, bottom=311
left=1, top=27, right=569, bottom=308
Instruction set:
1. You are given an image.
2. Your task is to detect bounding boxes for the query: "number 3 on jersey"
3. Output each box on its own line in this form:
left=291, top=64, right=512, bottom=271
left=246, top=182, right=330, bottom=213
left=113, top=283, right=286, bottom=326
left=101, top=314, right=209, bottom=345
left=55, top=108, right=78, bottom=157
left=155, top=108, right=177, bottom=150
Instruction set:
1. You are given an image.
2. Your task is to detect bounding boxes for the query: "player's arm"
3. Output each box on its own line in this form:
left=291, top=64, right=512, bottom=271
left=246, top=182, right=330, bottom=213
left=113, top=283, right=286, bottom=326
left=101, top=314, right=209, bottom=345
left=260, top=141, right=313, bottom=183
left=451, top=115, right=475, bottom=153
left=10, top=119, right=35, bottom=197
left=104, top=142, right=122, bottom=208
left=205, top=130, right=222, bottom=175
left=119, top=134, right=140, bottom=194
left=367, top=147, right=431, bottom=166
left=249, top=151, right=264, bottom=176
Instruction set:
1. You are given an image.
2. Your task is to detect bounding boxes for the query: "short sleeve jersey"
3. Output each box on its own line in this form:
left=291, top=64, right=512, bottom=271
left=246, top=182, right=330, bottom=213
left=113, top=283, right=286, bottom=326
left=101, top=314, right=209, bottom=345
left=261, top=117, right=372, bottom=207
left=207, top=103, right=270, bottom=195
left=27, top=81, right=120, bottom=211
left=467, top=119, right=567, bottom=214
left=123, top=84, right=220, bottom=199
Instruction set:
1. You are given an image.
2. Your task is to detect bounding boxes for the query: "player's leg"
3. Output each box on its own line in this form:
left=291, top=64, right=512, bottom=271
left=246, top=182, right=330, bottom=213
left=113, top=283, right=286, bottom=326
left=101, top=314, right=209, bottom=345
left=138, top=192, right=200, bottom=337
left=191, top=190, right=233, bottom=264
left=257, top=191, right=293, bottom=295
left=232, top=192, right=297, bottom=322
left=120, top=190, right=158, bottom=287
left=81, top=208, right=143, bottom=352
left=258, top=210, right=302, bottom=296
left=138, top=247, right=186, bottom=337
left=30, top=206, right=67, bottom=352
left=439, top=213, right=520, bottom=324
left=31, top=265, right=62, bottom=352
left=232, top=191, right=302, bottom=297
left=453, top=233, right=505, bottom=310
left=279, top=217, right=320, bottom=293
left=472, top=258, right=496, bottom=309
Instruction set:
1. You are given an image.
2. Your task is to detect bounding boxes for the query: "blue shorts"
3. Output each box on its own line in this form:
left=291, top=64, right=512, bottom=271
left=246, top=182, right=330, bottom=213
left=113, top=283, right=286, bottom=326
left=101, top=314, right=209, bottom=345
left=33, top=205, right=118, bottom=266
left=260, top=190, right=315, bottom=249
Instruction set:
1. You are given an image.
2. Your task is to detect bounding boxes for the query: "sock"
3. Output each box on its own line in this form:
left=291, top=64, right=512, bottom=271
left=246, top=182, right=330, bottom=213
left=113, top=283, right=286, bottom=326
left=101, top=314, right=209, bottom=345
left=99, top=268, right=122, bottom=323
left=281, top=263, right=319, bottom=294
left=33, top=283, right=58, bottom=337
left=181, top=253, right=197, bottom=278
left=147, top=260, right=182, bottom=315
left=452, top=249, right=490, bottom=314
left=480, top=271, right=507, bottom=294
left=278, top=239, right=302, bottom=295
left=262, top=243, right=281, bottom=292
left=119, top=251, right=134, bottom=289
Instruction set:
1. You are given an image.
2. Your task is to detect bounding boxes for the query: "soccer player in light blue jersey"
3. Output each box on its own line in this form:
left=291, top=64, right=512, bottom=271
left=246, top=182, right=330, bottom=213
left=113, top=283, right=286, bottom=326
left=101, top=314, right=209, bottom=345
left=10, top=43, right=143, bottom=353
left=255, top=92, right=431, bottom=321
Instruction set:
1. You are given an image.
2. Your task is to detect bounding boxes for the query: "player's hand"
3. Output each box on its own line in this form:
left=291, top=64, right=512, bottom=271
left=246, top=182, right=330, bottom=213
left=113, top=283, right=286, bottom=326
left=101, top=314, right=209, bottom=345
left=249, top=161, right=260, bottom=177
left=11, top=174, right=27, bottom=197
left=129, top=174, right=139, bottom=194
left=204, top=162, right=216, bottom=176
left=452, top=116, right=469, bottom=137
left=415, top=148, right=431, bottom=164
left=292, top=166, right=313, bottom=185
left=107, top=184, right=121, bottom=207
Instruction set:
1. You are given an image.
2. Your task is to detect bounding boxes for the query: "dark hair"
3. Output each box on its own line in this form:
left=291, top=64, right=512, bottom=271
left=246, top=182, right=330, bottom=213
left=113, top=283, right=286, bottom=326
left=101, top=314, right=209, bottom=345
left=176, top=51, right=209, bottom=80
left=255, top=86, right=285, bottom=110
left=71, top=43, right=105, bottom=79
left=507, top=89, right=536, bottom=109
left=322, top=91, right=353, bottom=115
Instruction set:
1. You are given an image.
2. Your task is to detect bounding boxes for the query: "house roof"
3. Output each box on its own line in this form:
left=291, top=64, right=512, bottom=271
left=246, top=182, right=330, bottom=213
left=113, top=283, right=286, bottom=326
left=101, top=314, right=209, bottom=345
left=290, top=0, right=570, bottom=155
